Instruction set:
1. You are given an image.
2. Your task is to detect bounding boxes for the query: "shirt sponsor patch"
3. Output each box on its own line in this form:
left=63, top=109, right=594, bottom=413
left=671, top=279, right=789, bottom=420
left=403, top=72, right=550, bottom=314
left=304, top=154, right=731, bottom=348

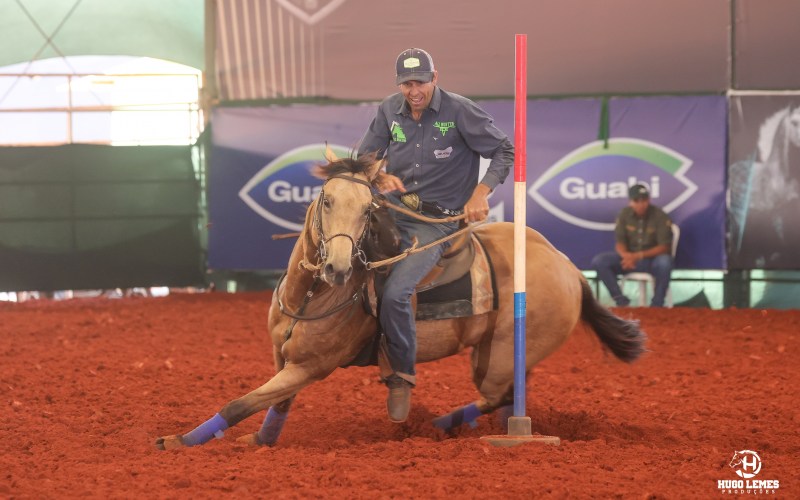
left=434, top=146, right=453, bottom=159
left=391, top=121, right=407, bottom=143
left=434, top=121, right=456, bottom=136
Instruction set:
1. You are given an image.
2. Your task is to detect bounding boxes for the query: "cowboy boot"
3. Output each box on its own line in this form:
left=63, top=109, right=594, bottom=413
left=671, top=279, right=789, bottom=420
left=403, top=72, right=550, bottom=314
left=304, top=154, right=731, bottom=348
left=385, top=375, right=412, bottom=423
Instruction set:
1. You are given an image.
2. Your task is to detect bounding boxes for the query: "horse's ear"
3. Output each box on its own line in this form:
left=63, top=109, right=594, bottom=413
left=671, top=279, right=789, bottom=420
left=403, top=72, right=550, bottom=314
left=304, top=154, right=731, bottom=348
left=366, top=157, right=385, bottom=182
left=324, top=144, right=339, bottom=163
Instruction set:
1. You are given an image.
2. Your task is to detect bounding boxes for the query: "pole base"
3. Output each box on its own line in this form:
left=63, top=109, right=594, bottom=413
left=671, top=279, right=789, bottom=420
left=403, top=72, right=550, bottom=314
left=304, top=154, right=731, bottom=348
left=480, top=416, right=561, bottom=447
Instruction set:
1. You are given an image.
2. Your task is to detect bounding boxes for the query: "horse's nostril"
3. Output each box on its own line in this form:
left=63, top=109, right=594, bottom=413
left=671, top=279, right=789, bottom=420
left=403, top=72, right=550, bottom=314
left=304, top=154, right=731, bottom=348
left=324, top=263, right=335, bottom=276
left=330, top=266, right=352, bottom=286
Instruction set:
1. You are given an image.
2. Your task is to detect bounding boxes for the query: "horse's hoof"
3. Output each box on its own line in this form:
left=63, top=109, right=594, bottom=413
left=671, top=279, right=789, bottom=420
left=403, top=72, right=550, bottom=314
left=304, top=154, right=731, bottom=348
left=235, top=432, right=263, bottom=447
left=155, top=435, right=185, bottom=450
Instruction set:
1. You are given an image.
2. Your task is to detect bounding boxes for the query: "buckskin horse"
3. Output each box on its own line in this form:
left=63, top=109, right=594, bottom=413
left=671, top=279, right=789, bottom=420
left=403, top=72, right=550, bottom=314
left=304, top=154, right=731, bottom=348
left=155, top=150, right=646, bottom=450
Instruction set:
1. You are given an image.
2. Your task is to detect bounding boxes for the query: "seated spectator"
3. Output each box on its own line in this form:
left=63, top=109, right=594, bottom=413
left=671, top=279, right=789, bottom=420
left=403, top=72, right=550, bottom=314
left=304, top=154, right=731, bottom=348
left=591, top=184, right=673, bottom=307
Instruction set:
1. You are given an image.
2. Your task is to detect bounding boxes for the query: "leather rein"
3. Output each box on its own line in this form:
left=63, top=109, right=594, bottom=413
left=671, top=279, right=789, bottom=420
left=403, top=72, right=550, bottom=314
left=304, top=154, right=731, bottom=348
left=276, top=173, right=474, bottom=325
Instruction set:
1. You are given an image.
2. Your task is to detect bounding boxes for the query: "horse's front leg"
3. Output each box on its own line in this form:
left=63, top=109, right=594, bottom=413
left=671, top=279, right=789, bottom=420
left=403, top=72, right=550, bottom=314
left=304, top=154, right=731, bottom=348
left=155, top=363, right=322, bottom=450
left=234, top=395, right=296, bottom=447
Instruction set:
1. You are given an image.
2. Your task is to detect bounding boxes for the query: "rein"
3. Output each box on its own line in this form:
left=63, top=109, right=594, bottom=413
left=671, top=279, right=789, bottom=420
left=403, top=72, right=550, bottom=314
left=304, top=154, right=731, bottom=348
left=294, top=193, right=472, bottom=272
left=276, top=173, right=475, bottom=326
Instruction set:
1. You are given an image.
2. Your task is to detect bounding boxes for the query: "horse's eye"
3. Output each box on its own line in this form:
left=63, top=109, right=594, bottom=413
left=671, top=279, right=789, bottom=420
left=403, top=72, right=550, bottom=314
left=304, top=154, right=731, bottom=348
left=322, top=197, right=331, bottom=209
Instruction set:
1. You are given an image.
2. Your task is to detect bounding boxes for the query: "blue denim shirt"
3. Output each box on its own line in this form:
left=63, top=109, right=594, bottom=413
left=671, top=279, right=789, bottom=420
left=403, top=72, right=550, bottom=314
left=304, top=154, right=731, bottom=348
left=357, top=87, right=513, bottom=211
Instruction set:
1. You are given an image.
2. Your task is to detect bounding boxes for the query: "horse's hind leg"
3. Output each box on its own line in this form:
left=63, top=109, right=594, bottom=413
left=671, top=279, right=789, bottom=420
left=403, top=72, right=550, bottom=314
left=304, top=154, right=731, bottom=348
left=432, top=331, right=516, bottom=434
left=432, top=401, right=485, bottom=433
left=432, top=395, right=515, bottom=434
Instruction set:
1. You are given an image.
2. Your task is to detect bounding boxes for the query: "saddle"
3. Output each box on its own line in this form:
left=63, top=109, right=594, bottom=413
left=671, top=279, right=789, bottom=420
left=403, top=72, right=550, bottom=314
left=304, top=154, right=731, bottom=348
left=414, top=231, right=496, bottom=321
left=346, top=210, right=497, bottom=369
left=363, top=207, right=497, bottom=322
left=416, top=222, right=473, bottom=293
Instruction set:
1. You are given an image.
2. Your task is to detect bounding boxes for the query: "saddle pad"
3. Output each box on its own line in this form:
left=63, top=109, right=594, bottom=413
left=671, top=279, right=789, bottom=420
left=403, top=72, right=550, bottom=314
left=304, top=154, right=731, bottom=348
left=415, top=233, right=496, bottom=321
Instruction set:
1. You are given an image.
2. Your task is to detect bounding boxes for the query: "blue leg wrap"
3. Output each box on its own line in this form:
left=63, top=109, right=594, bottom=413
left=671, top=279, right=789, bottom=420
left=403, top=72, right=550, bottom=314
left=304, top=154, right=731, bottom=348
left=257, top=406, right=289, bottom=446
left=181, top=413, right=229, bottom=447
left=432, top=403, right=482, bottom=432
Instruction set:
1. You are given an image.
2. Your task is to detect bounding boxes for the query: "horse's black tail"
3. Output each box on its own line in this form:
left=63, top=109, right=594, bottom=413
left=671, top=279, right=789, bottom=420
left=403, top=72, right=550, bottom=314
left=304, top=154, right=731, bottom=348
left=579, top=279, right=647, bottom=363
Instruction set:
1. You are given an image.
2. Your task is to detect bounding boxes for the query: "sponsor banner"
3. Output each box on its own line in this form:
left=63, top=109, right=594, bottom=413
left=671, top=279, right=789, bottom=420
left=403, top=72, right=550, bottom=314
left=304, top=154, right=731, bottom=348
left=728, top=95, right=800, bottom=269
left=484, top=96, right=727, bottom=269
left=208, top=105, right=377, bottom=269
left=209, top=96, right=726, bottom=270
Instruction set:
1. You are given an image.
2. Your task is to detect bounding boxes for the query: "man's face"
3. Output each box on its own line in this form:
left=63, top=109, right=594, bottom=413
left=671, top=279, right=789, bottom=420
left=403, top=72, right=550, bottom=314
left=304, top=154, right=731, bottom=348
left=399, top=71, right=438, bottom=115
left=629, top=197, right=650, bottom=217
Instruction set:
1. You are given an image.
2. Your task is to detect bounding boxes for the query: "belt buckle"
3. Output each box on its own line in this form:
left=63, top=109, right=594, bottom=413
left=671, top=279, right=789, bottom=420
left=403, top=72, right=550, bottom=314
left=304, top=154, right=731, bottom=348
left=400, top=193, right=421, bottom=211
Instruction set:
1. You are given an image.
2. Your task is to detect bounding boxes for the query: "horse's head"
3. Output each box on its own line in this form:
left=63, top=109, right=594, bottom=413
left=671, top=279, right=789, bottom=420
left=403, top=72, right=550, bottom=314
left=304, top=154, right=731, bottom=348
left=728, top=451, right=742, bottom=468
left=788, top=105, right=800, bottom=149
left=310, top=147, right=384, bottom=286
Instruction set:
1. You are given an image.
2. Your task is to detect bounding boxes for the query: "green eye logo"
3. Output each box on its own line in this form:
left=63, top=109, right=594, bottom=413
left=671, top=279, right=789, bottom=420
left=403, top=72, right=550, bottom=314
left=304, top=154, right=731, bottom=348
left=239, top=143, right=350, bottom=231
left=528, top=138, right=697, bottom=231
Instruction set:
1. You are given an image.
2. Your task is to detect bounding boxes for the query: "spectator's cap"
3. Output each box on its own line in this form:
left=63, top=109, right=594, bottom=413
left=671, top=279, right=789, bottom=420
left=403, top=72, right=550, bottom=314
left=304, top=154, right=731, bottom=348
left=628, top=184, right=650, bottom=200
left=396, top=48, right=435, bottom=85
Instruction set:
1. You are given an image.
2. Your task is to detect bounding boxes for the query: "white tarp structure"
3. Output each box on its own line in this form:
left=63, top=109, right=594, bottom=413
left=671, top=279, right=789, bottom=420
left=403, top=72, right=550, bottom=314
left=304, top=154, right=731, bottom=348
left=210, top=0, right=800, bottom=102
left=2, top=0, right=798, bottom=101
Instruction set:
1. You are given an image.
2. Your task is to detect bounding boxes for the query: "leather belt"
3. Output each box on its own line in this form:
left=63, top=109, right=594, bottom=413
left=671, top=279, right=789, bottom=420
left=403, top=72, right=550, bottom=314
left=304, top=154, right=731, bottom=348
left=400, top=193, right=463, bottom=218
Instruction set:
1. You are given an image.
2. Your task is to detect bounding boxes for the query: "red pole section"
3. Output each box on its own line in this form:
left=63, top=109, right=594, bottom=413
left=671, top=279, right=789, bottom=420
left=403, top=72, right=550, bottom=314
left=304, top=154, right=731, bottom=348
left=514, top=34, right=527, bottom=183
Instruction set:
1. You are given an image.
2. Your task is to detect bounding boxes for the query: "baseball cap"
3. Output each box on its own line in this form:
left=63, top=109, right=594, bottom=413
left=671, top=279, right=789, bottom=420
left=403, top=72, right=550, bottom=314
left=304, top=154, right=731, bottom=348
left=395, top=48, right=435, bottom=85
left=628, top=184, right=650, bottom=200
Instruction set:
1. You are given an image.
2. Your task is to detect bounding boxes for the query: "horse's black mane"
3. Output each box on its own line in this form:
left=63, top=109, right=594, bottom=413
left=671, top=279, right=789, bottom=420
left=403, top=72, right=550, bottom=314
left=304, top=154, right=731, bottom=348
left=314, top=152, right=379, bottom=180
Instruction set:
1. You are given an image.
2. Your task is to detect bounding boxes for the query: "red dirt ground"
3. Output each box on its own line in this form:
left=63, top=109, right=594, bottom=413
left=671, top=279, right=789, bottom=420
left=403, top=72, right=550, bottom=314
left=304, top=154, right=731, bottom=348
left=1, top=292, right=798, bottom=498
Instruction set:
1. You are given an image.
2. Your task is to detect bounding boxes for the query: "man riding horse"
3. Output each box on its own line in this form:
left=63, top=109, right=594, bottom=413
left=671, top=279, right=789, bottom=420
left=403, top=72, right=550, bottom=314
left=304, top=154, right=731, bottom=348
left=358, top=48, right=514, bottom=423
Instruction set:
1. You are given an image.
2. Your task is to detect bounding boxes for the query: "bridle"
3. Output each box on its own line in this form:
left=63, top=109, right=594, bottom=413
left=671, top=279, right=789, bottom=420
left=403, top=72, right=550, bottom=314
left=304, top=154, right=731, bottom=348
left=278, top=173, right=376, bottom=325
left=312, top=173, right=376, bottom=269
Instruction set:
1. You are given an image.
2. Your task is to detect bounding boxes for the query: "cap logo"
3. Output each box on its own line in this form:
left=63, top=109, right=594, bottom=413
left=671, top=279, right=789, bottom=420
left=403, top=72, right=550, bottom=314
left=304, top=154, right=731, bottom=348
left=403, top=57, right=421, bottom=69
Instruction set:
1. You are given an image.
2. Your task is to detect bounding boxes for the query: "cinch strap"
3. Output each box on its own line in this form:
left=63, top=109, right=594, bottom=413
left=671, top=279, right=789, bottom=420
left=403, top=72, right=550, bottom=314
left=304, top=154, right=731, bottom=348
left=181, top=413, right=229, bottom=446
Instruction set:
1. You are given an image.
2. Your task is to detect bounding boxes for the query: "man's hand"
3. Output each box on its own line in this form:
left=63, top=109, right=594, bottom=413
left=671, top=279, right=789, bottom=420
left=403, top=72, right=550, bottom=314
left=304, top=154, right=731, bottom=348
left=375, top=173, right=406, bottom=194
left=464, top=184, right=491, bottom=222
left=620, top=252, right=638, bottom=270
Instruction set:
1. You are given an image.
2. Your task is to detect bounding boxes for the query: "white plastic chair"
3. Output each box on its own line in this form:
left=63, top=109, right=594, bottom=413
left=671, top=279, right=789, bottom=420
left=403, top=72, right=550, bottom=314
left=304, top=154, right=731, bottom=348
left=620, top=224, right=680, bottom=307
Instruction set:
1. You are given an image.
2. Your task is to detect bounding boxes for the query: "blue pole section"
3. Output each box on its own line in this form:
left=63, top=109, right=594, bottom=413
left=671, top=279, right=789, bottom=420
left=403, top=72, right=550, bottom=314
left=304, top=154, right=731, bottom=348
left=513, top=291, right=526, bottom=417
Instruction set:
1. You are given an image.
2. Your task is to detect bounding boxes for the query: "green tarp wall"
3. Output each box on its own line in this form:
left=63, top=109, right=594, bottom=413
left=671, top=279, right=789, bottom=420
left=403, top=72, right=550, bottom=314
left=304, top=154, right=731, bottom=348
left=0, top=144, right=204, bottom=291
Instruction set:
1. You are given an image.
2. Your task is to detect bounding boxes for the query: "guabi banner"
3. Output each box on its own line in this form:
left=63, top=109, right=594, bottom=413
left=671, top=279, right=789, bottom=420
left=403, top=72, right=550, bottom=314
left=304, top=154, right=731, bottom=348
left=209, top=96, right=727, bottom=271
left=208, top=105, right=378, bottom=269
left=483, top=96, right=728, bottom=269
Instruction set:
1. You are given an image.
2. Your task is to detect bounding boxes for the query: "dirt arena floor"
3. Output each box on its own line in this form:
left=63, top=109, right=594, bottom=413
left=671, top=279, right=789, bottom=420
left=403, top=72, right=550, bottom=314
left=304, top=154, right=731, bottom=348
left=1, top=292, right=798, bottom=498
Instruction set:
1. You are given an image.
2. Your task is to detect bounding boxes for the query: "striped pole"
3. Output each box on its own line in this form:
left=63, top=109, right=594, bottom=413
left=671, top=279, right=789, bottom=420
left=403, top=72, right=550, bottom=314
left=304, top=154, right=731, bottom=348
left=481, top=35, right=561, bottom=447
left=512, top=33, right=528, bottom=419
left=482, top=36, right=559, bottom=446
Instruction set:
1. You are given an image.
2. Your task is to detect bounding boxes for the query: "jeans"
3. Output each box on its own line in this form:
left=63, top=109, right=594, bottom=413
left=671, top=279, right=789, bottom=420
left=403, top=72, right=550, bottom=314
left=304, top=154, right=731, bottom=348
left=380, top=211, right=459, bottom=378
left=591, top=251, right=673, bottom=307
